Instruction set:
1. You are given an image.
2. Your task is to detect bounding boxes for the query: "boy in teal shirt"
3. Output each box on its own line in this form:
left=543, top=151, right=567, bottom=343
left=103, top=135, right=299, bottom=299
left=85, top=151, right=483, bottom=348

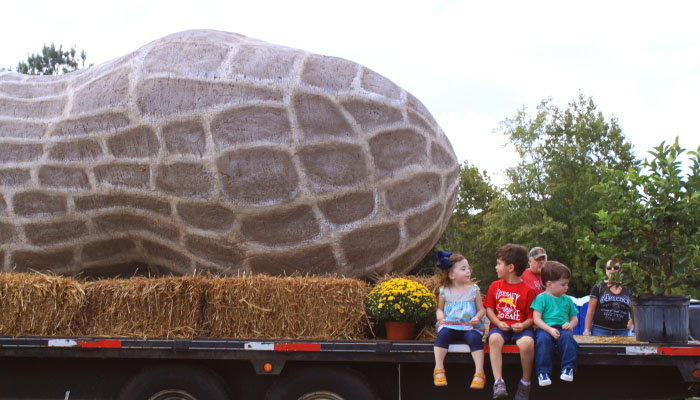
left=530, top=260, right=579, bottom=387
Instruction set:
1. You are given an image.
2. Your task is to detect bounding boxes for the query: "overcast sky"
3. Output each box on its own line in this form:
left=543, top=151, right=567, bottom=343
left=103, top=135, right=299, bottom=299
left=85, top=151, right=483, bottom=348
left=3, top=0, right=699, bottom=185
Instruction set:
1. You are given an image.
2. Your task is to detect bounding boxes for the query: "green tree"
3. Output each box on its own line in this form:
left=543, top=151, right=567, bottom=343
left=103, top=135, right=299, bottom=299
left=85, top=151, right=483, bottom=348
left=16, top=43, right=87, bottom=75
left=491, top=94, right=639, bottom=295
left=583, top=139, right=700, bottom=297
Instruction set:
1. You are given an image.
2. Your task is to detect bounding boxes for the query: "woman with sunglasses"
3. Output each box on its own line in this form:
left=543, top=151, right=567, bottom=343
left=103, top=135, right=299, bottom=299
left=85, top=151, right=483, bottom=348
left=583, top=259, right=634, bottom=336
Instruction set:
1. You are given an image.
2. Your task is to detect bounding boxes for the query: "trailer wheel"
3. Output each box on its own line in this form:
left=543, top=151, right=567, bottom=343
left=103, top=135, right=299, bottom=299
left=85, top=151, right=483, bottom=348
left=116, top=364, right=230, bottom=400
left=264, top=366, right=379, bottom=400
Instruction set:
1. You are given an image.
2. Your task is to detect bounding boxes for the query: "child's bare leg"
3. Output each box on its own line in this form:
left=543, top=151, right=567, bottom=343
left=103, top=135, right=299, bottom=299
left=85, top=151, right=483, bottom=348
left=434, top=346, right=448, bottom=374
left=471, top=349, right=485, bottom=374
left=433, top=345, right=448, bottom=385
left=516, top=336, right=535, bottom=382
left=488, top=334, right=505, bottom=381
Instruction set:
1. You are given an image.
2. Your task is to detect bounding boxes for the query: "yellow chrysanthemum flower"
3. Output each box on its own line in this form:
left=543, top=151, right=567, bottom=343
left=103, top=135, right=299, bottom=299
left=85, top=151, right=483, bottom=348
left=367, top=278, right=436, bottom=323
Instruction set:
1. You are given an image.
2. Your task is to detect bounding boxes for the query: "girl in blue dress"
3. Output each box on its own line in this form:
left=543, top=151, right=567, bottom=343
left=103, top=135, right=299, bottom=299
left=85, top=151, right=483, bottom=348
left=433, top=251, right=486, bottom=389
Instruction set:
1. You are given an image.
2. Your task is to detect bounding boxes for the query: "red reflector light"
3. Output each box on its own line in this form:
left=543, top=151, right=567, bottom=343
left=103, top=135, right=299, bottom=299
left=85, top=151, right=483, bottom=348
left=694, top=368, right=700, bottom=379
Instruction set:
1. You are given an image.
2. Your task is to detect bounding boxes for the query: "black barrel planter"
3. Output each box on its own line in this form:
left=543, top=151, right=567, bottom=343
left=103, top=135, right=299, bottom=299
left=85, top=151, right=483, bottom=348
left=632, top=295, right=690, bottom=344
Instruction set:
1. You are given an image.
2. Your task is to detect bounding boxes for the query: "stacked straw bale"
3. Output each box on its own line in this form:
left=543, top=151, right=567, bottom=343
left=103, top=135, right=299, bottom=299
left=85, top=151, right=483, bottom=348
left=0, top=273, right=375, bottom=340
left=0, top=273, right=86, bottom=336
left=203, top=275, right=372, bottom=340
left=79, top=276, right=205, bottom=338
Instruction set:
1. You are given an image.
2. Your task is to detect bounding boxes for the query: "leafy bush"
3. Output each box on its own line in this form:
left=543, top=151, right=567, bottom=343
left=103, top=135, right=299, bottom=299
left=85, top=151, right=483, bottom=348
left=366, top=278, right=436, bottom=324
left=583, top=138, right=700, bottom=296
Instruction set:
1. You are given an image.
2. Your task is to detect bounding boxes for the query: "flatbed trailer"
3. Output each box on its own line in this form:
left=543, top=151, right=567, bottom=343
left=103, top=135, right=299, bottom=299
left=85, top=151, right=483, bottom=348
left=0, top=336, right=698, bottom=400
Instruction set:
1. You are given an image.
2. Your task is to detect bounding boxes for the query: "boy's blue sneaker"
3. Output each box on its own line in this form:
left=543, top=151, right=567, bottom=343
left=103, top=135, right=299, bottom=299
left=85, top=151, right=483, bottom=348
left=560, top=368, right=574, bottom=382
left=492, top=379, right=508, bottom=398
left=537, top=373, right=551, bottom=386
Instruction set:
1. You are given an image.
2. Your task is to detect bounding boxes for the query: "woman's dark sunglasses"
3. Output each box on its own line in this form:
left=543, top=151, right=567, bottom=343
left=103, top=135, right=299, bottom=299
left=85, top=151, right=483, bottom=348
left=606, top=265, right=621, bottom=271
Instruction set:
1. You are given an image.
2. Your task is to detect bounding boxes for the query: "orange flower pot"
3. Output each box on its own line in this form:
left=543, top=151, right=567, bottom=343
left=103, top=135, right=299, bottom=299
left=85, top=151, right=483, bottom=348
left=385, top=321, right=416, bottom=340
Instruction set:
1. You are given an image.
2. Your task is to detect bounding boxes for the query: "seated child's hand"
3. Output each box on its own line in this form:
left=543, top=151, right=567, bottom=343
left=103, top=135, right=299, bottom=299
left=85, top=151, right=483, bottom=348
left=548, top=327, right=561, bottom=339
left=511, top=322, right=524, bottom=332
left=562, top=322, right=573, bottom=332
left=468, top=316, right=480, bottom=326
left=497, top=321, right=510, bottom=331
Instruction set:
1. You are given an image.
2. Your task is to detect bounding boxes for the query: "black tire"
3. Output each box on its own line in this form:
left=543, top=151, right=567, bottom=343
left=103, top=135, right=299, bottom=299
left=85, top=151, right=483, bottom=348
left=264, top=366, right=379, bottom=400
left=117, top=364, right=230, bottom=400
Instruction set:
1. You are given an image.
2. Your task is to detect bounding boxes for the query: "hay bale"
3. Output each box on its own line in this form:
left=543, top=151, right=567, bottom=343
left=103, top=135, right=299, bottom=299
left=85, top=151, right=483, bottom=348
left=204, top=275, right=371, bottom=340
left=0, top=272, right=86, bottom=336
left=79, top=276, right=205, bottom=338
left=1, top=273, right=372, bottom=340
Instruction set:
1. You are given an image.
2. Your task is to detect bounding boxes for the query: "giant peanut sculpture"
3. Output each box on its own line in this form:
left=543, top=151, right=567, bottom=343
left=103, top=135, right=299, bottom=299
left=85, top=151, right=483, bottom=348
left=0, top=30, right=459, bottom=277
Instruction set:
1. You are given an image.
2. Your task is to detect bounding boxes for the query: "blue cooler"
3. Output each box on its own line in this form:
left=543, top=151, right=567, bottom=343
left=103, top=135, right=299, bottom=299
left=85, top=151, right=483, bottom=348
left=571, top=296, right=590, bottom=335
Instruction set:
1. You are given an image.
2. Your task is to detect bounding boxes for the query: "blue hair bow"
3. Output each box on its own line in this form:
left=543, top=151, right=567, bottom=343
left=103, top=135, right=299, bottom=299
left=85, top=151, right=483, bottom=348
left=436, top=251, right=453, bottom=270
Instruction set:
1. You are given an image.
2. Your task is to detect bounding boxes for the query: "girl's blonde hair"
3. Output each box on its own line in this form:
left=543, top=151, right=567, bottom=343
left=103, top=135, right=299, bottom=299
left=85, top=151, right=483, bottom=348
left=439, top=253, right=467, bottom=287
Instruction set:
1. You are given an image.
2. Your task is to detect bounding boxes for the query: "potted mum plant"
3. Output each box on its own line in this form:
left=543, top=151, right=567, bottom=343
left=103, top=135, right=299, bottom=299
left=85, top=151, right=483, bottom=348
left=583, top=138, right=700, bottom=343
left=367, top=278, right=437, bottom=340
